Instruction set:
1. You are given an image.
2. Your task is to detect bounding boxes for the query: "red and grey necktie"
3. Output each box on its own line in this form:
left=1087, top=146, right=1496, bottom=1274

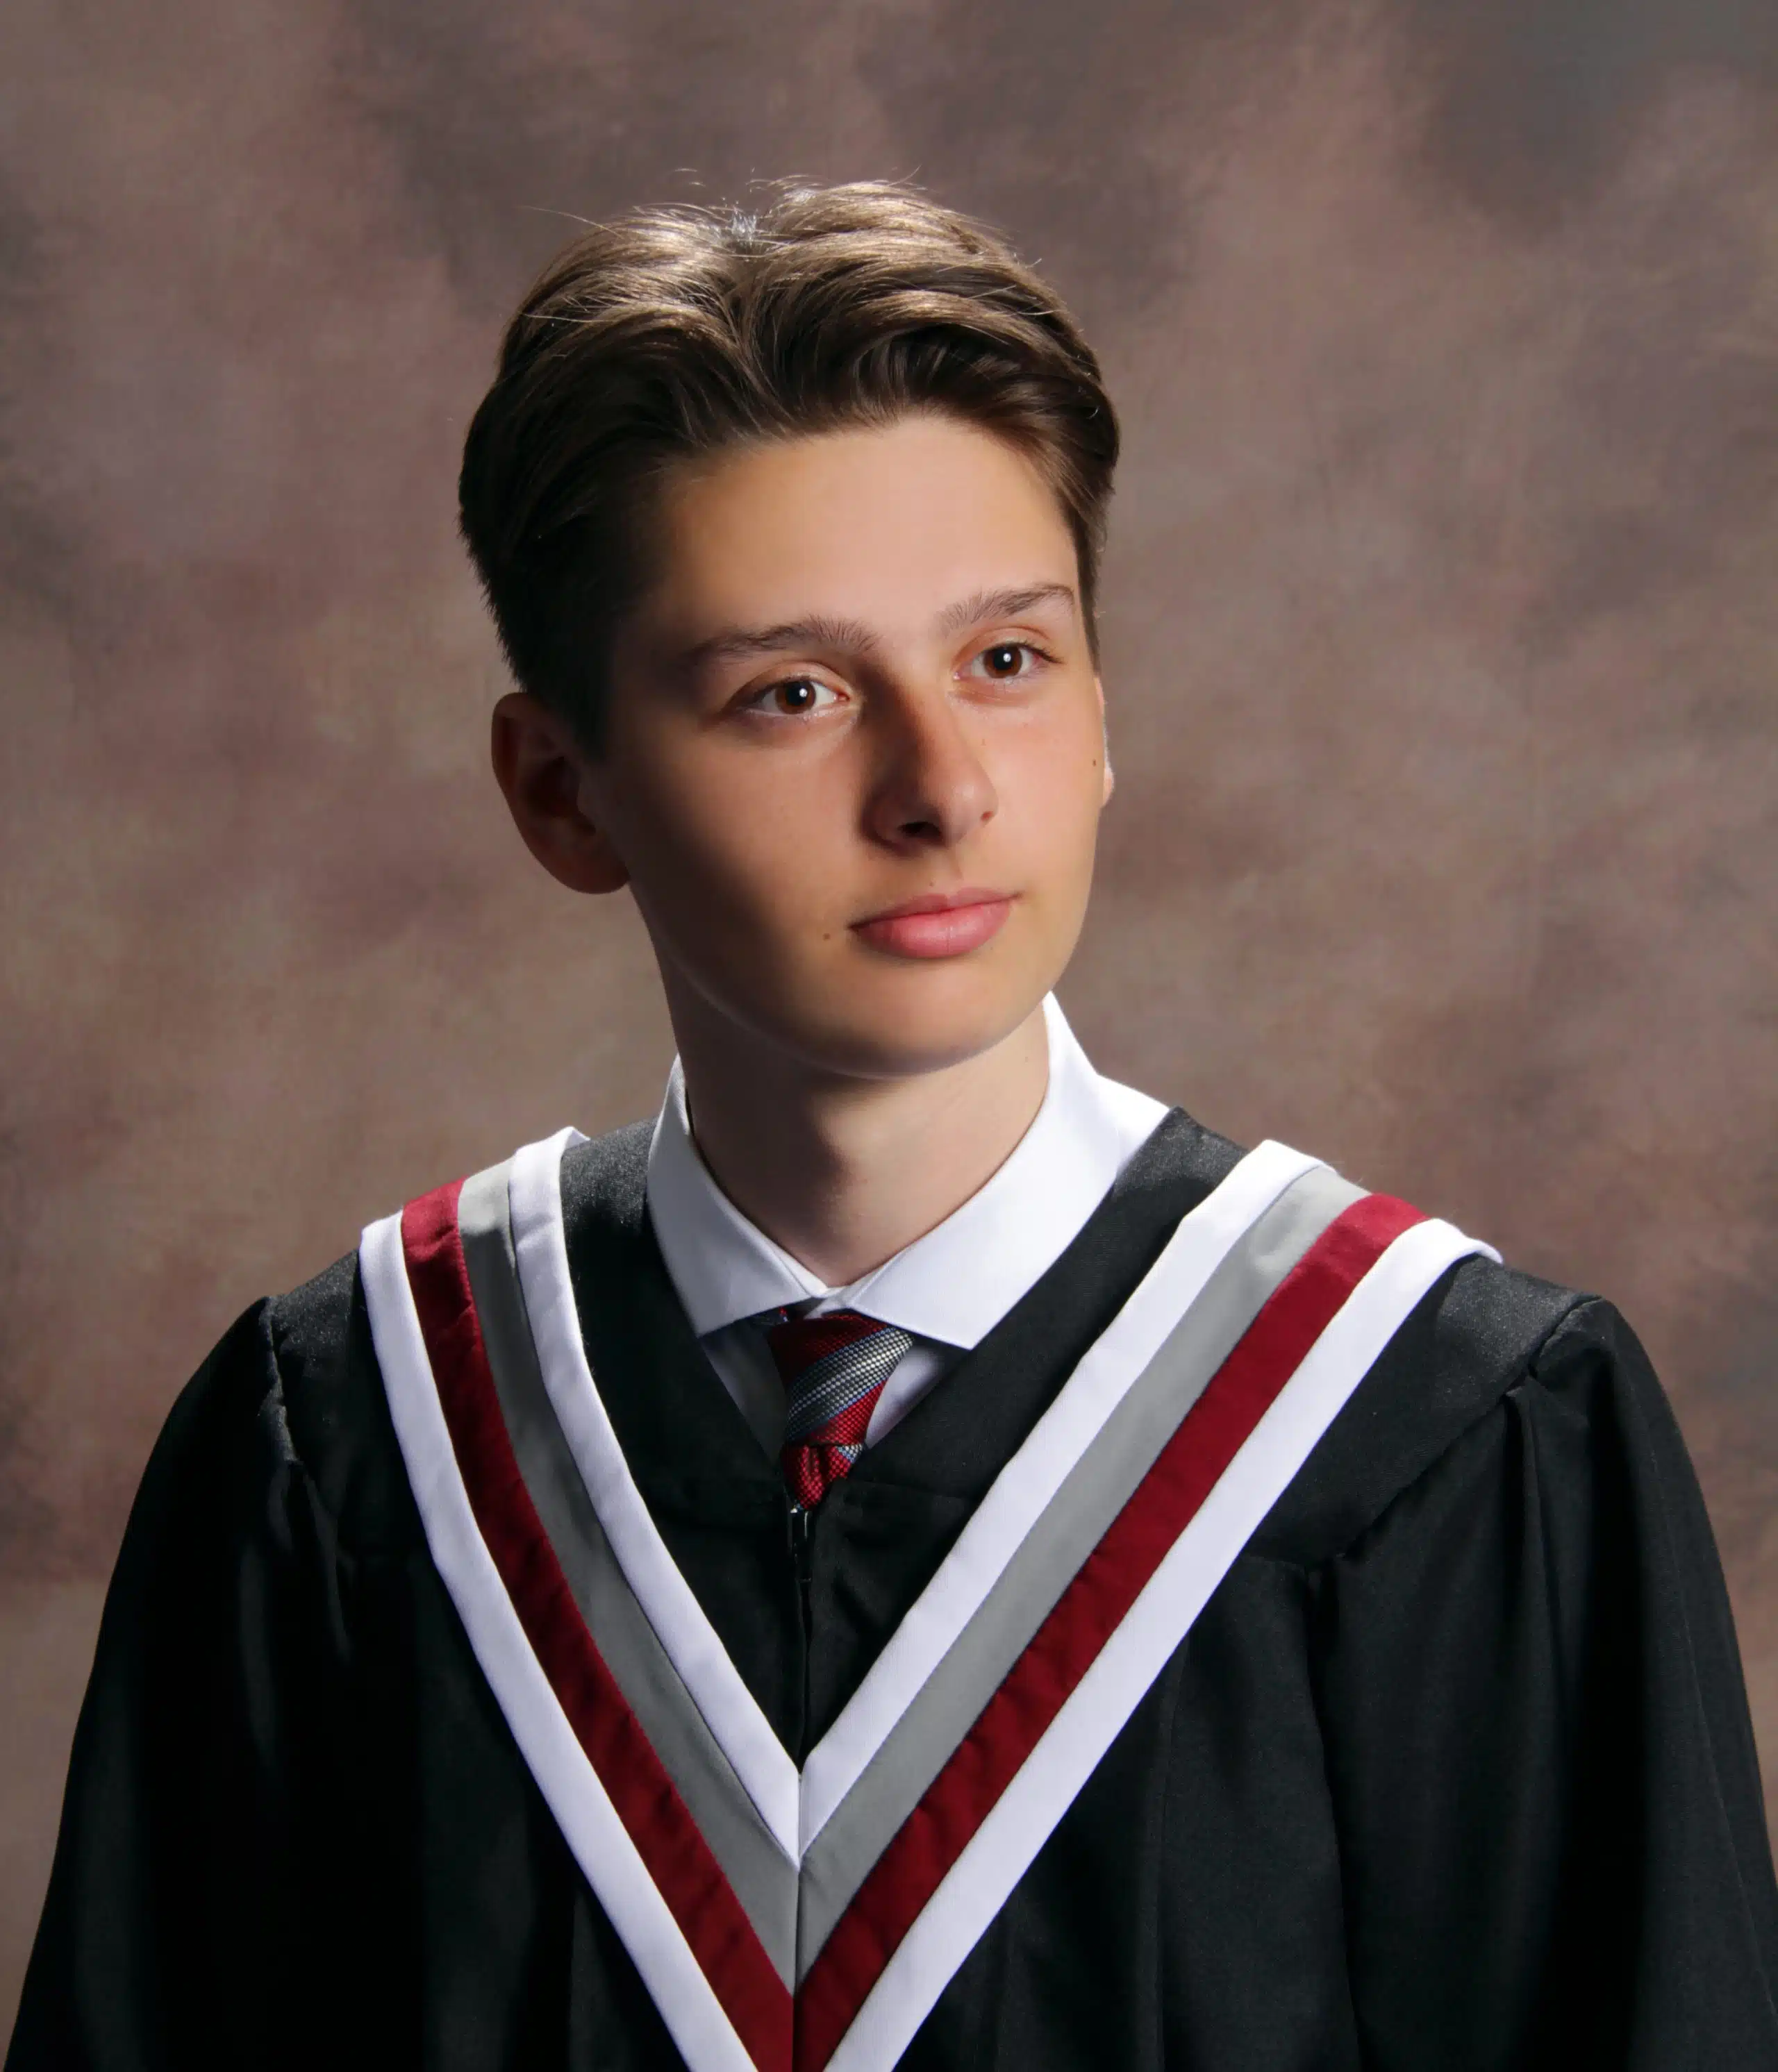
left=766, top=1309, right=914, bottom=1510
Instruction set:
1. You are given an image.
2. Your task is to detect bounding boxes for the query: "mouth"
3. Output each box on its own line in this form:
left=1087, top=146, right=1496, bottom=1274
left=849, top=888, right=1015, bottom=960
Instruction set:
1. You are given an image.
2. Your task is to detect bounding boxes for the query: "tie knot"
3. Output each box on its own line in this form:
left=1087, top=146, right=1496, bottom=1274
left=765, top=1308, right=913, bottom=1509
left=766, top=1308, right=886, bottom=1382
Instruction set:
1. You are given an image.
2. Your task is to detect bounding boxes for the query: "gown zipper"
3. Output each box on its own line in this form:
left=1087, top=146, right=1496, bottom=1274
left=788, top=1498, right=815, bottom=1640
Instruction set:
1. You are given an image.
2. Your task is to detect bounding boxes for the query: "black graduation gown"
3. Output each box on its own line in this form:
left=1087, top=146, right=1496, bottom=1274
left=11, top=1109, right=1778, bottom=2071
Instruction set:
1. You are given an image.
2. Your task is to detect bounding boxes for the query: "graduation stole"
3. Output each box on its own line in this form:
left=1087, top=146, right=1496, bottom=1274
left=360, top=1130, right=1495, bottom=2072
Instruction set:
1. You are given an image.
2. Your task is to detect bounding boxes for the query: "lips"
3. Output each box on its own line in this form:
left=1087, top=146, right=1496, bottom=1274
left=850, top=889, right=1014, bottom=960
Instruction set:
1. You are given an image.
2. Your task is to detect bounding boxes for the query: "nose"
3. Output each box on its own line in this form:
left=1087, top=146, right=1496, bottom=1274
left=862, top=685, right=998, bottom=852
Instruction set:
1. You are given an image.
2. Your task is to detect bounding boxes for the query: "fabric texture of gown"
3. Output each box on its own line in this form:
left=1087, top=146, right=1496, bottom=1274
left=11, top=1109, right=1778, bottom=2070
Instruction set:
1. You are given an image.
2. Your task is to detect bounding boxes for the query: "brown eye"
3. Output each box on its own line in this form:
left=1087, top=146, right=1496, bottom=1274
left=747, top=675, right=841, bottom=718
left=766, top=679, right=833, bottom=721
left=980, top=643, right=1029, bottom=678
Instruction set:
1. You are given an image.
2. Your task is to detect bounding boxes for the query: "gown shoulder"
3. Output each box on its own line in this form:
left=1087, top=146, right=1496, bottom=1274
left=1239, top=1234, right=1778, bottom=2067
left=229, top=1115, right=664, bottom=1561
left=1256, top=1247, right=1593, bottom=1562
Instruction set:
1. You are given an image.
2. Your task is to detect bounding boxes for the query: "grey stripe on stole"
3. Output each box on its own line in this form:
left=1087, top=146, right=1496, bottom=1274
left=455, top=1162, right=798, bottom=1985
left=794, top=1162, right=1364, bottom=1979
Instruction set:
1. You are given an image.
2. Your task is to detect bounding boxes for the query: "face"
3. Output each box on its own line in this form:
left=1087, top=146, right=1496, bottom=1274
left=500, top=413, right=1112, bottom=1082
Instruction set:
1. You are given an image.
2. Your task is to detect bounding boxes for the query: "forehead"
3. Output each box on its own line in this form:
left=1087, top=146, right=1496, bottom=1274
left=636, top=415, right=1078, bottom=639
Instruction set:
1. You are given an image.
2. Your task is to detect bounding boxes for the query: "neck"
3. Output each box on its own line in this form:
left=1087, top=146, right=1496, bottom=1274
left=663, top=987, right=1052, bottom=1287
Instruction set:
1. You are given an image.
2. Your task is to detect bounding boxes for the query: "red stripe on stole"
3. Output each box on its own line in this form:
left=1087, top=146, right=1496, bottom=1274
left=794, top=1190, right=1425, bottom=2072
left=401, top=1181, right=792, bottom=2072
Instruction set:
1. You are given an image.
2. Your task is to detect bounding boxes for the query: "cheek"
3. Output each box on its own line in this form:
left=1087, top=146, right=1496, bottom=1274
left=623, top=753, right=850, bottom=938
left=997, top=715, right=1107, bottom=866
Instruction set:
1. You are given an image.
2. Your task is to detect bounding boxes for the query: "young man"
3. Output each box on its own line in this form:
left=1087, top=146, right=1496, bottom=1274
left=13, top=183, right=1778, bottom=2071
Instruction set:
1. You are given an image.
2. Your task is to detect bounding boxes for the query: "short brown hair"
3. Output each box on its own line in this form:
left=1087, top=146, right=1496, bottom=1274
left=458, top=180, right=1120, bottom=747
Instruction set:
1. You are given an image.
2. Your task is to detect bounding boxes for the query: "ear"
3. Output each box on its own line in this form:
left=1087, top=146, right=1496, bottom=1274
left=1095, top=676, right=1115, bottom=805
left=490, top=691, right=631, bottom=895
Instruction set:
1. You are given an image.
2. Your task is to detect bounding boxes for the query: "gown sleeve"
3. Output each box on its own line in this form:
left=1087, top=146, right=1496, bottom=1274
left=1315, top=1294, right=1778, bottom=2069
left=6, top=1300, right=372, bottom=2072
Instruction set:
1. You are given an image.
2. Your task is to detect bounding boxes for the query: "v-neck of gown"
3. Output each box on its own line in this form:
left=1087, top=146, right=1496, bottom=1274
left=558, top=1106, right=1241, bottom=1761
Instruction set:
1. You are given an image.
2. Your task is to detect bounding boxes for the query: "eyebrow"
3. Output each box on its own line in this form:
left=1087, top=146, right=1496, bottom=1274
left=676, top=581, right=1079, bottom=671
left=681, top=612, right=883, bottom=669
left=938, top=582, right=1079, bottom=635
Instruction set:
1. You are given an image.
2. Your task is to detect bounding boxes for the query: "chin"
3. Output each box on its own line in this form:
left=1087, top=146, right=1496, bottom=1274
left=781, top=958, right=1053, bottom=1083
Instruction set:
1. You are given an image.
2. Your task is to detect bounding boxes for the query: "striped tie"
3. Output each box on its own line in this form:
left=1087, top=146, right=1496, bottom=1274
left=766, top=1309, right=914, bottom=1510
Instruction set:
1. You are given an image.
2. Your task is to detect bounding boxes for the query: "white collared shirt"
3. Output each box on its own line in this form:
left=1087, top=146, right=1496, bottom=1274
left=644, top=995, right=1169, bottom=1458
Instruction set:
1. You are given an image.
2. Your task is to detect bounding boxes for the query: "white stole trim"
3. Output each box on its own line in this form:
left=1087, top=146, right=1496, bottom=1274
left=509, top=1129, right=804, bottom=1861
left=797, top=1137, right=1321, bottom=1849
left=359, top=1207, right=758, bottom=2072
left=825, top=1213, right=1497, bottom=2072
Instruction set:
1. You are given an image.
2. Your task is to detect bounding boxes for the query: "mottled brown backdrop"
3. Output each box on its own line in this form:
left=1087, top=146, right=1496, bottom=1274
left=3, top=0, right=1776, bottom=2037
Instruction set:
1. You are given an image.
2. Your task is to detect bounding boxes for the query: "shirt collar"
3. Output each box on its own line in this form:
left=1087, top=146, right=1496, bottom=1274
left=645, top=994, right=1168, bottom=1348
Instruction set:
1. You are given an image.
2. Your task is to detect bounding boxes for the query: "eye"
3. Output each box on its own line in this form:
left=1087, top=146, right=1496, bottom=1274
left=963, top=640, right=1049, bottom=682
left=746, top=675, right=845, bottom=717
